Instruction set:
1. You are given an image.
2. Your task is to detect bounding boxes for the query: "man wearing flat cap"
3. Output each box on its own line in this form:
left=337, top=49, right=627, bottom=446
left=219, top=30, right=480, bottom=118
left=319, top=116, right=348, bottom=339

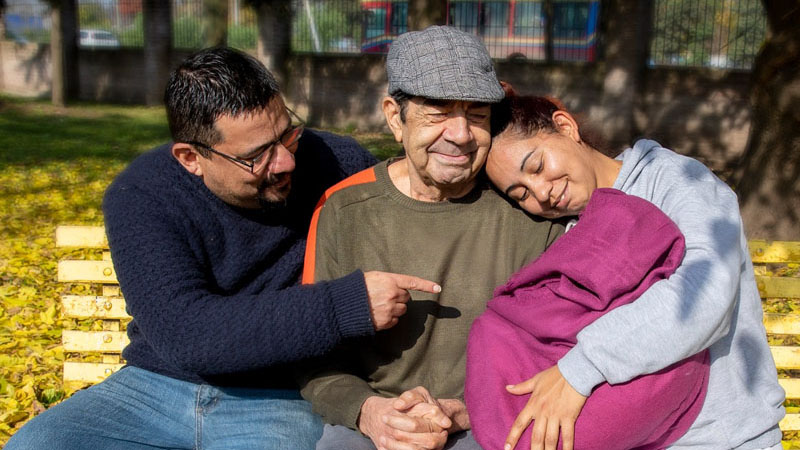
left=301, top=26, right=562, bottom=449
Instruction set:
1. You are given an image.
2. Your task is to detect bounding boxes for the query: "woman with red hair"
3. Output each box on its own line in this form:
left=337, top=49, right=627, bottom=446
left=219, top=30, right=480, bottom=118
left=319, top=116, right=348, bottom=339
left=465, top=94, right=784, bottom=450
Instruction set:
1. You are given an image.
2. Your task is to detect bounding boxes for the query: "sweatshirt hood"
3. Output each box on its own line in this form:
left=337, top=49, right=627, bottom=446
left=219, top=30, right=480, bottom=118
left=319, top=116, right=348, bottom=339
left=613, top=139, right=664, bottom=192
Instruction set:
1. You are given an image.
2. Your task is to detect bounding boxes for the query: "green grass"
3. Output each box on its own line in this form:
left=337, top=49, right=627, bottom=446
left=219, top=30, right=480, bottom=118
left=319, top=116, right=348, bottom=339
left=0, top=95, right=397, bottom=444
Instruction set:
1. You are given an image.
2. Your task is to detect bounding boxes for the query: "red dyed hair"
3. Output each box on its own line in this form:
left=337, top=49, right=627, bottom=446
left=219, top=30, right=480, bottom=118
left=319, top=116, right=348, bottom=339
left=491, top=83, right=612, bottom=155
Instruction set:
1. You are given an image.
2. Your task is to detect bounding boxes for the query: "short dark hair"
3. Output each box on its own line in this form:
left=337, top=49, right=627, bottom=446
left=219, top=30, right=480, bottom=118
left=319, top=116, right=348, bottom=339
left=391, top=91, right=412, bottom=123
left=164, top=47, right=281, bottom=153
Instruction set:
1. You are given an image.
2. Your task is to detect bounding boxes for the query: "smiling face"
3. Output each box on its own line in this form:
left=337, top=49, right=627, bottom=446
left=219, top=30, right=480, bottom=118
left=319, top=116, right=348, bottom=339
left=383, top=96, right=492, bottom=201
left=172, top=96, right=297, bottom=209
left=487, top=111, right=620, bottom=218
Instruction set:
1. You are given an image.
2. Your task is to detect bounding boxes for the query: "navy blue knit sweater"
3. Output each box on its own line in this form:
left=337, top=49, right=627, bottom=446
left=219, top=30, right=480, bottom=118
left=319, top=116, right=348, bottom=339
left=102, top=129, right=378, bottom=387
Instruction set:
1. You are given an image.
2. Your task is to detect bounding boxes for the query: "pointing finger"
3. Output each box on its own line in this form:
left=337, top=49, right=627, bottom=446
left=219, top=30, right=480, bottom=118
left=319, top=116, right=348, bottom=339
left=390, top=274, right=441, bottom=294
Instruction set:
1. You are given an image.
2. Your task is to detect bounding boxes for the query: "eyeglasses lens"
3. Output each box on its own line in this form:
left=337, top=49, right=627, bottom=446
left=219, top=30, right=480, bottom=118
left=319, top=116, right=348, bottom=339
left=282, top=126, right=303, bottom=152
left=251, top=125, right=303, bottom=174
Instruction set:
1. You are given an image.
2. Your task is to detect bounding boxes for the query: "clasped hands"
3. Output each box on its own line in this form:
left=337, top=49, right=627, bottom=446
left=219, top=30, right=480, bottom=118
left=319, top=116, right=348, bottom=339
left=358, top=386, right=467, bottom=450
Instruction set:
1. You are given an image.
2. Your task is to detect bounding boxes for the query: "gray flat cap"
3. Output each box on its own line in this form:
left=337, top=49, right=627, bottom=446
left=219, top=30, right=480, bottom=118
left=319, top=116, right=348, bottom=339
left=387, top=25, right=504, bottom=103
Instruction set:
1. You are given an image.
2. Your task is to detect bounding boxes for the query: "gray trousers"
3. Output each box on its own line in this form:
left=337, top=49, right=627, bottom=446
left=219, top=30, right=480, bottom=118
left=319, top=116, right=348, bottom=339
left=317, top=424, right=483, bottom=450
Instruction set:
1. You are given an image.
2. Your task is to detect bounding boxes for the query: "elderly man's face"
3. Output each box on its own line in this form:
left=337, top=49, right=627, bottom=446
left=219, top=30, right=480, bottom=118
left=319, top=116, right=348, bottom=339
left=386, top=96, right=492, bottom=198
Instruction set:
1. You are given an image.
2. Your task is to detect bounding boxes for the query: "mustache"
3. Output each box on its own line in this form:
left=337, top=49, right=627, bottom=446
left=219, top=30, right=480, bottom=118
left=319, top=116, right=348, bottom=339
left=258, top=172, right=290, bottom=190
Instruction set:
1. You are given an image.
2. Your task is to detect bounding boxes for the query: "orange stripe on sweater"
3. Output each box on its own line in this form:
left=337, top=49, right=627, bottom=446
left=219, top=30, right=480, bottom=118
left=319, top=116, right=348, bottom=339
left=302, top=167, right=378, bottom=284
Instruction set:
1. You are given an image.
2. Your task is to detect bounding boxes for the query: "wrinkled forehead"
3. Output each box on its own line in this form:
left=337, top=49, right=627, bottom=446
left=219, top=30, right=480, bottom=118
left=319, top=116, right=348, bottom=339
left=419, top=97, right=490, bottom=109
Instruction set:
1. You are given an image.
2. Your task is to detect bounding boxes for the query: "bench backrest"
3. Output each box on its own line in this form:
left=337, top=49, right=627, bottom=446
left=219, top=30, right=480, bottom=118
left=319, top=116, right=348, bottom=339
left=56, top=225, right=129, bottom=389
left=54, top=226, right=800, bottom=433
left=750, top=240, right=800, bottom=432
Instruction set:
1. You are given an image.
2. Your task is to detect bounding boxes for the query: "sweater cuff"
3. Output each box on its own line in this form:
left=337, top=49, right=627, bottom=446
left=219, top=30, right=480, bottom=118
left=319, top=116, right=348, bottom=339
left=346, top=390, right=380, bottom=431
left=557, top=345, right=606, bottom=397
left=327, top=270, right=374, bottom=339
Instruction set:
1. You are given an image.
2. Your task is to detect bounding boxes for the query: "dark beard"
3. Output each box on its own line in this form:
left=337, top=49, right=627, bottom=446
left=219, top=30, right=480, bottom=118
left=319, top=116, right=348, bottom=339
left=256, top=173, right=293, bottom=225
left=258, top=195, right=289, bottom=212
left=256, top=195, right=295, bottom=227
left=257, top=172, right=291, bottom=205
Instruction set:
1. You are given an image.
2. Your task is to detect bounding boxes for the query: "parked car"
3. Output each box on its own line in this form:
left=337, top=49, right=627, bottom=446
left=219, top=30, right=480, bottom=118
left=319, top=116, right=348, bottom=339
left=79, top=29, right=120, bottom=49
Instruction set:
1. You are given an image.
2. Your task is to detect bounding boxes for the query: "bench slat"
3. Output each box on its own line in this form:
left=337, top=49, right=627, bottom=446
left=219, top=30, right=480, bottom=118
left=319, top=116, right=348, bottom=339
left=756, top=276, right=800, bottom=300
left=749, top=240, right=800, bottom=264
left=764, top=313, right=800, bottom=335
left=56, top=226, right=108, bottom=248
left=58, top=260, right=117, bottom=283
left=771, top=346, right=800, bottom=370
left=779, top=378, right=800, bottom=400
left=63, top=362, right=124, bottom=384
left=61, top=295, right=130, bottom=319
left=780, top=413, right=800, bottom=432
left=62, top=330, right=129, bottom=352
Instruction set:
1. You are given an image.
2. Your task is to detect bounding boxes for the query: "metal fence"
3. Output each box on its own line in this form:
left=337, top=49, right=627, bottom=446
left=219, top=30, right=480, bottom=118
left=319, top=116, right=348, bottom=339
left=74, top=0, right=257, bottom=49
left=292, top=0, right=600, bottom=61
left=447, top=0, right=600, bottom=62
left=2, top=0, right=768, bottom=68
left=76, top=0, right=139, bottom=48
left=3, top=0, right=257, bottom=50
left=650, top=0, right=766, bottom=69
left=3, top=0, right=50, bottom=44
left=292, top=0, right=367, bottom=53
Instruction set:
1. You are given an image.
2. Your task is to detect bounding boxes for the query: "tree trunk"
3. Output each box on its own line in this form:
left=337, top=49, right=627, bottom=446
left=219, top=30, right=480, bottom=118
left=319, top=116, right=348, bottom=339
left=203, top=0, right=228, bottom=48
left=143, top=0, right=172, bottom=106
left=734, top=1, right=800, bottom=240
left=0, top=7, right=6, bottom=42
left=255, top=0, right=291, bottom=87
left=50, top=0, right=78, bottom=107
left=0, top=5, right=5, bottom=97
left=593, top=0, right=652, bottom=152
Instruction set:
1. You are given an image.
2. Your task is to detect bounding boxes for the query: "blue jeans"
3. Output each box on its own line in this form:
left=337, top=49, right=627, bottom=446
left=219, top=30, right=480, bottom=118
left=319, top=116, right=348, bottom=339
left=316, top=424, right=483, bottom=450
left=5, top=366, right=322, bottom=450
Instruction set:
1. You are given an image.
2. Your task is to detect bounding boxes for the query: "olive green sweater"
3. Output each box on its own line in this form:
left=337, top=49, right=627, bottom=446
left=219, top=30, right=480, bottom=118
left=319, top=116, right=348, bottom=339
left=300, top=159, right=562, bottom=430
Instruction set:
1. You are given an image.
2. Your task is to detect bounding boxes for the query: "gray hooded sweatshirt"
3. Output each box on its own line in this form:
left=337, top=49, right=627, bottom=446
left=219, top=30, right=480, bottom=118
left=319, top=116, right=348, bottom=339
left=557, top=140, right=785, bottom=449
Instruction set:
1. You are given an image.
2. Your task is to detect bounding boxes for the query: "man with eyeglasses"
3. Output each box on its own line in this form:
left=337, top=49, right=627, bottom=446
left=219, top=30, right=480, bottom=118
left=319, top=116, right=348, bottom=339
left=6, top=47, right=439, bottom=450
left=182, top=106, right=305, bottom=208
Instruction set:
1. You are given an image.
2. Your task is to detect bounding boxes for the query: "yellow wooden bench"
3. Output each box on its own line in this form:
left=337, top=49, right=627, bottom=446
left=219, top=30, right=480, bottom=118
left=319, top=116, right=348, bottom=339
left=751, top=240, right=800, bottom=433
left=56, top=225, right=129, bottom=390
left=54, top=226, right=800, bottom=433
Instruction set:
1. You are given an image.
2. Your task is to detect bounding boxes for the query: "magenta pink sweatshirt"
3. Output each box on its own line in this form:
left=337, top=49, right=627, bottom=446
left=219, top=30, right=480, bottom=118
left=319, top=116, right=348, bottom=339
left=465, top=188, right=709, bottom=450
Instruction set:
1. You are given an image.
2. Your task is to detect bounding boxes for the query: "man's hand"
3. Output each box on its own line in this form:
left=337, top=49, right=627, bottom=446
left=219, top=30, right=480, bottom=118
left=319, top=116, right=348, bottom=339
left=504, top=365, right=587, bottom=450
left=396, top=387, right=470, bottom=434
left=363, top=271, right=441, bottom=331
left=394, top=387, right=452, bottom=430
left=358, top=389, right=450, bottom=450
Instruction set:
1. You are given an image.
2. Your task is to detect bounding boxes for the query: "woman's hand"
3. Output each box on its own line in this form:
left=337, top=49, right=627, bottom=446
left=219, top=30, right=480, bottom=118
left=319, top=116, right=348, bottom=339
left=504, top=365, right=587, bottom=450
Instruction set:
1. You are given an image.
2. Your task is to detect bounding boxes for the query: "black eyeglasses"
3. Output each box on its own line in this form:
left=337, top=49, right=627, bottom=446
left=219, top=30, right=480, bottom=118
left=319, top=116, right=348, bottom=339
left=187, top=108, right=305, bottom=174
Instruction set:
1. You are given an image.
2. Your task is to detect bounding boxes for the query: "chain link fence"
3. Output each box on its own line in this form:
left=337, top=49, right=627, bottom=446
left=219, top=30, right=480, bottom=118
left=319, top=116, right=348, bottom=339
left=447, top=1, right=599, bottom=62
left=3, top=0, right=257, bottom=50
left=3, top=0, right=50, bottom=44
left=650, top=0, right=766, bottom=69
left=3, top=0, right=767, bottom=68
